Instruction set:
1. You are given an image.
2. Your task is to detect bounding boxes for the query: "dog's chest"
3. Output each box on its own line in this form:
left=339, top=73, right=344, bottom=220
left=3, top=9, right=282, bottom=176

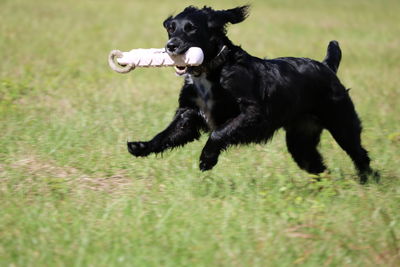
left=187, top=74, right=216, bottom=128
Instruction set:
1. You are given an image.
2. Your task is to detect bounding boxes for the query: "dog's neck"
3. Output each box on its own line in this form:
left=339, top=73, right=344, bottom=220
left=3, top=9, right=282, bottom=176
left=189, top=44, right=231, bottom=76
left=207, top=45, right=230, bottom=70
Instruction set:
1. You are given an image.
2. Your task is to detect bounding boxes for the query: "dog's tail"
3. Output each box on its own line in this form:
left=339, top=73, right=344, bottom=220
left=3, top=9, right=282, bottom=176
left=323, top=40, right=342, bottom=73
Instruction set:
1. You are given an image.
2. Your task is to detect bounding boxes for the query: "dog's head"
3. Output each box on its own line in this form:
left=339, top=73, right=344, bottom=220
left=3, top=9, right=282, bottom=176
left=163, top=6, right=249, bottom=59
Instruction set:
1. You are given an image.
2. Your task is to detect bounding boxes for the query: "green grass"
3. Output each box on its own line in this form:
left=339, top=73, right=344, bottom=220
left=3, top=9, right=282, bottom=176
left=1, top=0, right=400, bottom=266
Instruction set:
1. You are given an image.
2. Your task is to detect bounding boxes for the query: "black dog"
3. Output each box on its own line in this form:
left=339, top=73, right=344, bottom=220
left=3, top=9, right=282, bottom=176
left=127, top=5, right=377, bottom=183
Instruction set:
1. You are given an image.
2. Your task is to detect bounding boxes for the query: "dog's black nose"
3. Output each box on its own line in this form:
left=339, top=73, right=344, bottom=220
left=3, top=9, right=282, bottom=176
left=166, top=42, right=178, bottom=53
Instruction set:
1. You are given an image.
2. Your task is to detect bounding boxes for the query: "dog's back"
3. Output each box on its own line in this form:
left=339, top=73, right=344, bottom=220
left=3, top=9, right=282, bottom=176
left=255, top=55, right=345, bottom=125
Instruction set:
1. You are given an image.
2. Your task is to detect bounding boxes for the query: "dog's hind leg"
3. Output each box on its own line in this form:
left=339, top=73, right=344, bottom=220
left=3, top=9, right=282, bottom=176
left=322, top=96, right=375, bottom=183
left=285, top=117, right=327, bottom=175
left=127, top=108, right=206, bottom=157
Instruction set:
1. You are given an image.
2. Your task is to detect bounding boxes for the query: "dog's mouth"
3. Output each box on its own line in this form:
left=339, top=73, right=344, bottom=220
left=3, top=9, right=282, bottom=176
left=174, top=65, right=188, bottom=76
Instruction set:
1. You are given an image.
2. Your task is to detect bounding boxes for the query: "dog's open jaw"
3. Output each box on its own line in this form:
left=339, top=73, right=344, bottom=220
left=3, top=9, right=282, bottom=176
left=175, top=66, right=187, bottom=76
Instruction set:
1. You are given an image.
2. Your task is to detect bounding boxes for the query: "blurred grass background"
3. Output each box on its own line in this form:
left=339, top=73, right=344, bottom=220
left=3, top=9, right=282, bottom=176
left=0, top=0, right=399, bottom=266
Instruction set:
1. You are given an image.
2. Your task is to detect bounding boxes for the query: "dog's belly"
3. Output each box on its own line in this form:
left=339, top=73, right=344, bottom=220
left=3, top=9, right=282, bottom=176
left=187, top=74, right=217, bottom=129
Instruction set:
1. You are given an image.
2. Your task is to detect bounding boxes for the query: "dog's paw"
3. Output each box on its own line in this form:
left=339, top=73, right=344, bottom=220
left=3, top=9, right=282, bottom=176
left=359, top=169, right=381, bottom=184
left=199, top=153, right=218, bottom=171
left=127, top=141, right=151, bottom=157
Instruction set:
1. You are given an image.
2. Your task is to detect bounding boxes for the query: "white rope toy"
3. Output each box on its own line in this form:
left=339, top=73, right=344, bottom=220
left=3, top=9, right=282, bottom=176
left=108, top=47, right=204, bottom=74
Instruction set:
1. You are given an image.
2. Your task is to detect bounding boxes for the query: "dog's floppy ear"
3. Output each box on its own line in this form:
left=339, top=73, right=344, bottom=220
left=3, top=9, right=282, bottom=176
left=207, top=5, right=250, bottom=29
left=163, top=15, right=173, bottom=28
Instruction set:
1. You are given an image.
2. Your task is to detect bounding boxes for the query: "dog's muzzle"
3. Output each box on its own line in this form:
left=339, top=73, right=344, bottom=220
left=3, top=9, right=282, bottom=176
left=165, top=38, right=189, bottom=55
left=165, top=38, right=190, bottom=75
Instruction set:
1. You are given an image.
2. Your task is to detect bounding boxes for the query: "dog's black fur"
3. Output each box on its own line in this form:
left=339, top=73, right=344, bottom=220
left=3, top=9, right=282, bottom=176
left=127, top=5, right=377, bottom=183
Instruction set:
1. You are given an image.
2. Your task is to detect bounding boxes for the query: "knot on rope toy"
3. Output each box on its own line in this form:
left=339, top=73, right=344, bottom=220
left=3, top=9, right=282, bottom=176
left=109, top=50, right=135, bottom=73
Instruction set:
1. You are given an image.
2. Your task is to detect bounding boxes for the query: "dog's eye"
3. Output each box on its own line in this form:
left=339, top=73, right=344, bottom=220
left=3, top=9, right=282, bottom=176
left=184, top=23, right=196, bottom=33
left=168, top=23, right=176, bottom=34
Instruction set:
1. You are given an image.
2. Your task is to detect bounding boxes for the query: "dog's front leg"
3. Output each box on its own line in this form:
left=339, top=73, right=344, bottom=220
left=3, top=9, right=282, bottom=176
left=199, top=99, right=267, bottom=171
left=128, top=108, right=206, bottom=157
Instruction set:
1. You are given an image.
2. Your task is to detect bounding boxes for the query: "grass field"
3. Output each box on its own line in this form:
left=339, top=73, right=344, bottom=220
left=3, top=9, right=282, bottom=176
left=1, top=0, right=399, bottom=266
